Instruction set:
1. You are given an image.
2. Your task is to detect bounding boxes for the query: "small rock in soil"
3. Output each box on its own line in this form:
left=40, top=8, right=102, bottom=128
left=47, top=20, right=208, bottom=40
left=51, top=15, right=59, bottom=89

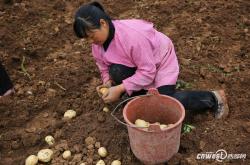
left=53, top=150, right=61, bottom=157
left=72, top=154, right=83, bottom=163
left=95, top=142, right=101, bottom=149
left=69, top=162, right=77, bottom=165
left=93, top=154, right=100, bottom=161
left=22, top=134, right=40, bottom=147
left=87, top=144, right=94, bottom=150
left=199, top=67, right=207, bottom=78
left=54, top=129, right=63, bottom=139
left=54, top=140, right=68, bottom=151
left=52, top=120, right=64, bottom=129
left=199, top=140, right=206, bottom=150
left=97, top=113, right=106, bottom=122
left=242, top=122, right=250, bottom=133
left=86, top=158, right=93, bottom=164
left=73, top=144, right=82, bottom=153
left=82, top=148, right=88, bottom=155
left=180, top=58, right=191, bottom=66
left=87, top=148, right=95, bottom=156
left=43, top=112, right=49, bottom=118
left=25, top=127, right=37, bottom=133
left=185, top=156, right=198, bottom=165
left=85, top=136, right=96, bottom=146
left=38, top=80, right=46, bottom=86
left=46, top=88, right=56, bottom=97
left=11, top=140, right=22, bottom=150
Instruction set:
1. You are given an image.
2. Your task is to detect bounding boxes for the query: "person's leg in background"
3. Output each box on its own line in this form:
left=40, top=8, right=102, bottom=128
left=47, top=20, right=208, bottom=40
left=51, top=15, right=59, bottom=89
left=108, top=64, right=147, bottom=97
left=157, top=85, right=229, bottom=119
left=0, top=62, right=14, bottom=97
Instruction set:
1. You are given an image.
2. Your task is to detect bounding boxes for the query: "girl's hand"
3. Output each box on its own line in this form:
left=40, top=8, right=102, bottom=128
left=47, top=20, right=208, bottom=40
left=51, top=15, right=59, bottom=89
left=3, top=88, right=14, bottom=96
left=96, top=80, right=113, bottom=97
left=102, top=84, right=125, bottom=103
left=0, top=88, right=14, bottom=99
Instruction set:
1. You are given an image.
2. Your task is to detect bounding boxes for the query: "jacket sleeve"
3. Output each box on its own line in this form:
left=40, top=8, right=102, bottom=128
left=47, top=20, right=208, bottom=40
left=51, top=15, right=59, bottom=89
left=92, top=46, right=110, bottom=83
left=95, top=58, right=110, bottom=84
left=122, top=36, right=156, bottom=95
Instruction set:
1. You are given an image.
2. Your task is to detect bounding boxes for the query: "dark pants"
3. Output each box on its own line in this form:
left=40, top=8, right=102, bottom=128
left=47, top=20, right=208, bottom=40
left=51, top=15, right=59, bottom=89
left=109, top=64, right=217, bottom=112
left=0, top=62, right=13, bottom=96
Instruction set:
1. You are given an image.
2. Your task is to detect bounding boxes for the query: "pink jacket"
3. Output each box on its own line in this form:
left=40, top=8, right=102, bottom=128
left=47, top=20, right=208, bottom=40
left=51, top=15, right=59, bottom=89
left=92, top=19, right=179, bottom=95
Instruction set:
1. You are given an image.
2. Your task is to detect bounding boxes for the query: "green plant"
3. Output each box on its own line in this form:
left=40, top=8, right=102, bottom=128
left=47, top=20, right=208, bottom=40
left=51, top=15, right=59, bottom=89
left=183, top=124, right=195, bottom=133
left=176, top=80, right=192, bottom=90
left=20, top=56, right=31, bottom=80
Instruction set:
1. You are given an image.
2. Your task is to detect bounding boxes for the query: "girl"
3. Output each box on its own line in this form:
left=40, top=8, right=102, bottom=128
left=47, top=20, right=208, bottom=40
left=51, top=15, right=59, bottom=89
left=73, top=1, right=229, bottom=119
left=0, top=61, right=13, bottom=98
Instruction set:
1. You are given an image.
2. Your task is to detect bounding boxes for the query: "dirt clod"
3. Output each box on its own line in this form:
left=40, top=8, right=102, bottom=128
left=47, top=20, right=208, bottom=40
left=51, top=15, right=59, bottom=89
left=97, top=113, right=106, bottom=122
left=85, top=137, right=96, bottom=146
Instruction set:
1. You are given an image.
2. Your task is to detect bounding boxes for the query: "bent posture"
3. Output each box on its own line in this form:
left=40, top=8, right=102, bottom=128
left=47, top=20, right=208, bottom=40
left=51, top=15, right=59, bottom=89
left=73, top=2, right=229, bottom=119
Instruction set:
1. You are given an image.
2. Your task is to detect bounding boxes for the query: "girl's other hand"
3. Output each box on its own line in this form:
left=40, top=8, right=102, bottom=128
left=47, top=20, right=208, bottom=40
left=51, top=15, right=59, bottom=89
left=102, top=84, right=125, bottom=103
left=0, top=88, right=14, bottom=99
left=3, top=88, right=14, bottom=96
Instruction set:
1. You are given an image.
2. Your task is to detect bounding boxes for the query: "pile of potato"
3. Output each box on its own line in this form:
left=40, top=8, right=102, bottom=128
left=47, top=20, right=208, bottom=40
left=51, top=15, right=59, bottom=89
left=135, top=119, right=173, bottom=130
left=25, top=91, right=120, bottom=165
left=25, top=148, right=54, bottom=165
left=25, top=135, right=121, bottom=165
left=25, top=134, right=56, bottom=165
left=84, top=136, right=121, bottom=165
left=25, top=108, right=77, bottom=165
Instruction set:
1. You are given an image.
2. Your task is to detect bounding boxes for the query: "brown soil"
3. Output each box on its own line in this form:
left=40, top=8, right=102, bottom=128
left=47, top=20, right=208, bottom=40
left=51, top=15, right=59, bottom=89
left=0, top=0, right=249, bottom=165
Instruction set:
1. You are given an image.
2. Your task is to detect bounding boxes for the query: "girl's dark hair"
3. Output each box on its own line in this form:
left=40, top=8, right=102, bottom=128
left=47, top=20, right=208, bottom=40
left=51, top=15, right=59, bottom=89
left=73, top=1, right=111, bottom=38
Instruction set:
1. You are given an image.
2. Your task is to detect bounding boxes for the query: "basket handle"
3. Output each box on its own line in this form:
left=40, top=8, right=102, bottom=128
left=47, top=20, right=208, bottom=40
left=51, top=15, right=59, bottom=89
left=111, top=95, right=140, bottom=128
left=111, top=88, right=159, bottom=129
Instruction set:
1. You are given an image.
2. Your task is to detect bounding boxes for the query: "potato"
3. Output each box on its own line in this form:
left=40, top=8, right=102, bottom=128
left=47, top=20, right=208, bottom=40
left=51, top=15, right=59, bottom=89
left=168, top=124, right=174, bottom=127
left=62, top=150, right=71, bottom=160
left=98, top=147, right=108, bottom=157
left=135, top=119, right=149, bottom=128
left=111, top=160, right=121, bottom=165
left=45, top=135, right=55, bottom=146
left=160, top=124, right=168, bottom=129
left=103, top=107, right=109, bottom=112
left=99, top=88, right=109, bottom=95
left=64, top=110, right=76, bottom=119
left=96, top=160, right=105, bottom=165
left=37, top=149, right=53, bottom=163
left=25, top=155, right=38, bottom=165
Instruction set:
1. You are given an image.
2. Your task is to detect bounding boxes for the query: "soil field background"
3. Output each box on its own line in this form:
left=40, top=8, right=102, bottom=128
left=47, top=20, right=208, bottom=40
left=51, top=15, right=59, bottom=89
left=0, top=0, right=249, bottom=164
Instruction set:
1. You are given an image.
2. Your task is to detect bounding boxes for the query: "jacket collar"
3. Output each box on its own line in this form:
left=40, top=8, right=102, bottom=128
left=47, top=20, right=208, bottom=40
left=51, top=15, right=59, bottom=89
left=103, top=21, right=115, bottom=51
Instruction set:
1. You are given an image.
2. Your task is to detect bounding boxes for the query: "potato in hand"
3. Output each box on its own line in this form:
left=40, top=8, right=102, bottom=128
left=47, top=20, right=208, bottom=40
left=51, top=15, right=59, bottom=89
left=99, top=87, right=109, bottom=96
